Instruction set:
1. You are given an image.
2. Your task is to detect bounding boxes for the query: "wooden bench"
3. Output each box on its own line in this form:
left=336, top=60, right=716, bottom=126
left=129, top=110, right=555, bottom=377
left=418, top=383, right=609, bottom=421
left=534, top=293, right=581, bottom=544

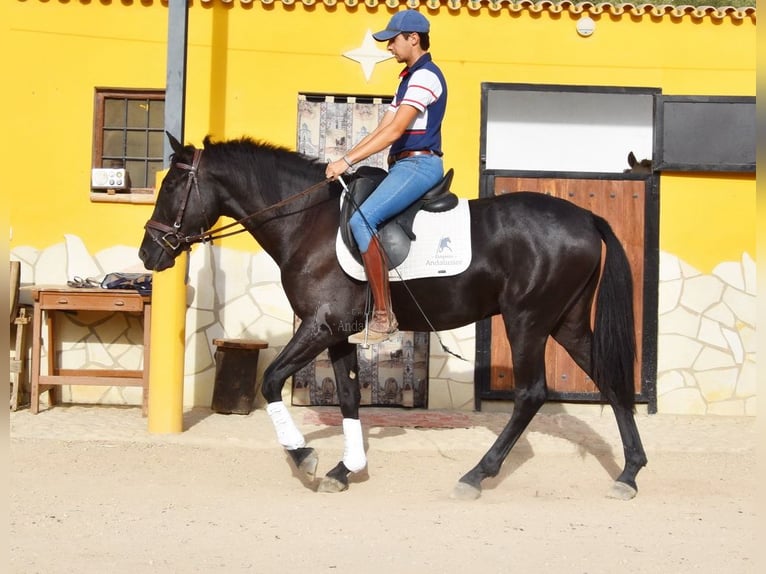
left=211, top=338, right=268, bottom=415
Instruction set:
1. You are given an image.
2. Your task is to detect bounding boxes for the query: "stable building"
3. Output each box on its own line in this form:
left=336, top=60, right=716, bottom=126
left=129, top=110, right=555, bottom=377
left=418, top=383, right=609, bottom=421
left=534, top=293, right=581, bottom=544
left=7, top=1, right=756, bottom=417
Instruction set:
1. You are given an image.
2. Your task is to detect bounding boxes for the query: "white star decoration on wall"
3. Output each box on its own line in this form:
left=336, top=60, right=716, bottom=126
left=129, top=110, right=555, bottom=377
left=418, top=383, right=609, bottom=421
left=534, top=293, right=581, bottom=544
left=343, top=30, right=393, bottom=81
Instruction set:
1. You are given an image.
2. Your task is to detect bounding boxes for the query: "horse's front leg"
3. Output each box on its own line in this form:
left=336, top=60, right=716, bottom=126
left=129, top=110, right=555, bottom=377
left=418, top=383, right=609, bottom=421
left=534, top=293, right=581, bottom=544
left=318, top=340, right=365, bottom=493
left=261, top=322, right=338, bottom=480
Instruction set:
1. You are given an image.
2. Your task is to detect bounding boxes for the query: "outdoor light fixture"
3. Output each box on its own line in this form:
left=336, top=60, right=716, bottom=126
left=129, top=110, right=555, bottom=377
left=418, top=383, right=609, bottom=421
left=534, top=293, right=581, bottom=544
left=576, top=16, right=596, bottom=37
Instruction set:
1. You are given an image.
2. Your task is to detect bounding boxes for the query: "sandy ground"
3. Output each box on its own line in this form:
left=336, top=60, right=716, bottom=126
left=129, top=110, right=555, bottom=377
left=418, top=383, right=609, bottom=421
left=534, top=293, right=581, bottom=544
left=9, top=406, right=758, bottom=574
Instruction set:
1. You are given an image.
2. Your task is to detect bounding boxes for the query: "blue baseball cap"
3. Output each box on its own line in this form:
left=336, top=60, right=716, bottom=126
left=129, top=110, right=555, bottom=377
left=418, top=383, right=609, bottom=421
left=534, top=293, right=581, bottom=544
left=372, top=10, right=430, bottom=42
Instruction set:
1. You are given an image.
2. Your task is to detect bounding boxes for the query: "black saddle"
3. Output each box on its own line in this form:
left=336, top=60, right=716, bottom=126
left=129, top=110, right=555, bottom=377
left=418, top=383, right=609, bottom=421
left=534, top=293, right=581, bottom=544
left=340, top=166, right=458, bottom=268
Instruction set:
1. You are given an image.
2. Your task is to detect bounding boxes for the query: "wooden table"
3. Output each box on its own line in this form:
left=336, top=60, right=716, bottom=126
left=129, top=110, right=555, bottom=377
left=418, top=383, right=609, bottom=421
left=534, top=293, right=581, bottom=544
left=30, top=286, right=152, bottom=415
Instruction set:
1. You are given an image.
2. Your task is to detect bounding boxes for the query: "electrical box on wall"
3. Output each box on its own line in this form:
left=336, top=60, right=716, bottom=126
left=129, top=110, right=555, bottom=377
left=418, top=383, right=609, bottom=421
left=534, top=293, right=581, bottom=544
left=91, top=168, right=130, bottom=190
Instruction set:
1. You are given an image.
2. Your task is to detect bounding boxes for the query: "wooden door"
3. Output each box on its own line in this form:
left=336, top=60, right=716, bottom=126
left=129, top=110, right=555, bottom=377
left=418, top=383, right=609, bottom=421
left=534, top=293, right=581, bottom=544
left=489, top=176, right=646, bottom=399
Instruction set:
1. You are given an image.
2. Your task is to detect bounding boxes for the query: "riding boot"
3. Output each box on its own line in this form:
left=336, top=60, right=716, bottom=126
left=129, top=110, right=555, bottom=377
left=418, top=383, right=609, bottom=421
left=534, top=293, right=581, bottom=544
left=348, top=236, right=399, bottom=345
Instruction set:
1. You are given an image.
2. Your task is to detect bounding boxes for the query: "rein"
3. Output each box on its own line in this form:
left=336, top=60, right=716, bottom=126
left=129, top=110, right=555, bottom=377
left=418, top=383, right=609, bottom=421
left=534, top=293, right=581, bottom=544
left=145, top=148, right=332, bottom=256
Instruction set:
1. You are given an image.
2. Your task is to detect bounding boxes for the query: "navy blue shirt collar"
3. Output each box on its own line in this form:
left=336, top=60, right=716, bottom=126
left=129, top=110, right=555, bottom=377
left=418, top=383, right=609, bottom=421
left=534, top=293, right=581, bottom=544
left=399, top=53, right=433, bottom=79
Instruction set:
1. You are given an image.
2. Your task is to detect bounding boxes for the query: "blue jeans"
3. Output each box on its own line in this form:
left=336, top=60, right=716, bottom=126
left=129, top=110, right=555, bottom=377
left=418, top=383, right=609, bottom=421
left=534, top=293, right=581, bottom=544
left=350, top=154, right=444, bottom=253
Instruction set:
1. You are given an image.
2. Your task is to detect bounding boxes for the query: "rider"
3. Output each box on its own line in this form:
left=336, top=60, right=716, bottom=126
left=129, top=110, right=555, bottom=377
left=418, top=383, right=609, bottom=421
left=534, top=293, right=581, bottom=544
left=325, top=10, right=448, bottom=344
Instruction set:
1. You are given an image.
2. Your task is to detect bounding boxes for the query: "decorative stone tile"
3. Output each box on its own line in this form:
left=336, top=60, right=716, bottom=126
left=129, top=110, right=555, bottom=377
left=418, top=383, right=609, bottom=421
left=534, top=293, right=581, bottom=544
left=428, top=353, right=448, bottom=380
left=680, top=370, right=697, bottom=388
left=448, top=379, right=477, bottom=411
left=92, top=313, right=132, bottom=344
left=741, top=252, right=756, bottom=295
left=680, top=275, right=724, bottom=314
left=250, top=252, right=282, bottom=284
left=427, top=379, right=453, bottom=410
left=656, top=370, right=685, bottom=395
left=738, top=324, right=756, bottom=355
left=188, top=252, right=217, bottom=311
left=441, top=355, right=475, bottom=383
left=58, top=322, right=91, bottom=349
left=34, top=242, right=68, bottom=284
left=451, top=323, right=477, bottom=342
left=213, top=249, right=253, bottom=306
left=657, top=278, right=682, bottom=314
left=95, top=245, right=146, bottom=273
left=11, top=246, right=40, bottom=270
left=693, top=346, right=736, bottom=371
left=218, top=294, right=264, bottom=333
left=722, top=286, right=756, bottom=328
left=83, top=333, right=116, bottom=367
left=720, top=326, right=744, bottom=364
left=712, top=260, right=744, bottom=291
left=696, top=367, right=737, bottom=402
left=735, top=360, right=756, bottom=398
left=658, top=251, right=682, bottom=282
left=185, top=330, right=215, bottom=374
left=249, top=284, right=293, bottom=322
left=57, top=346, right=87, bottom=369
left=679, top=259, right=701, bottom=279
left=249, top=316, right=293, bottom=346
left=114, top=341, right=143, bottom=370
left=65, top=234, right=102, bottom=281
left=186, top=309, right=217, bottom=338
left=656, top=334, right=702, bottom=371
left=659, top=305, right=700, bottom=336
left=697, top=316, right=728, bottom=349
left=704, top=302, right=736, bottom=329
left=657, top=387, right=707, bottom=415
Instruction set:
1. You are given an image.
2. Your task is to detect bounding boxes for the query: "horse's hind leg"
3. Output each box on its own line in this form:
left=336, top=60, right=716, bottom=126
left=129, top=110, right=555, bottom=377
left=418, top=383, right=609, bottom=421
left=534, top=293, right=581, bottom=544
left=552, top=303, right=648, bottom=499
left=453, top=328, right=549, bottom=501
left=318, top=340, right=365, bottom=493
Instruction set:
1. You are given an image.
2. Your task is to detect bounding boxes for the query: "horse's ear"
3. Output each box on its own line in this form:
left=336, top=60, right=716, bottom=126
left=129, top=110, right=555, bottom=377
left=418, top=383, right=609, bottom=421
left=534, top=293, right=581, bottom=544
left=627, top=151, right=637, bottom=167
left=166, top=131, right=184, bottom=155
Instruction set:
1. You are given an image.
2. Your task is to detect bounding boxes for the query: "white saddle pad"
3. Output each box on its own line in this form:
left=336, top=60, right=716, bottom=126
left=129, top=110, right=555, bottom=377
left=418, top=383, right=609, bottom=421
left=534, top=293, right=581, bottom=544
left=336, top=198, right=472, bottom=282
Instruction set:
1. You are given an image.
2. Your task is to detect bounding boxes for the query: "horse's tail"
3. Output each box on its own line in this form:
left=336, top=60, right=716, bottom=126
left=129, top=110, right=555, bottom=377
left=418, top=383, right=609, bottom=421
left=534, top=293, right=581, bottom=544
left=591, top=215, right=636, bottom=411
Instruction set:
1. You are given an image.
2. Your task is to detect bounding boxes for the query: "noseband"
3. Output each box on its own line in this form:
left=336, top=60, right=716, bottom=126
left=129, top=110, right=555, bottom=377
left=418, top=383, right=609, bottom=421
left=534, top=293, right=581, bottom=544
left=144, top=148, right=205, bottom=258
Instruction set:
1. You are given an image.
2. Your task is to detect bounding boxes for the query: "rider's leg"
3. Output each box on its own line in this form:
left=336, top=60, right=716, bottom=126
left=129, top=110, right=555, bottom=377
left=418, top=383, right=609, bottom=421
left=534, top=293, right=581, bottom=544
left=348, top=155, right=443, bottom=344
left=349, top=235, right=397, bottom=343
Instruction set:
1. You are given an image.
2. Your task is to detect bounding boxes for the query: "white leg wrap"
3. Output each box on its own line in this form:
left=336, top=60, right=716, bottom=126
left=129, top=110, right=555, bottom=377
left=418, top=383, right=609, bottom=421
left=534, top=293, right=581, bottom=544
left=342, top=418, right=367, bottom=473
left=266, top=401, right=306, bottom=450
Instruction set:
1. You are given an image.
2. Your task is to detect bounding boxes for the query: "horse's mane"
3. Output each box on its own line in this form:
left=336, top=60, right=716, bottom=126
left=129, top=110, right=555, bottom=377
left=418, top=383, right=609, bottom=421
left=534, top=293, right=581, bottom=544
left=199, top=135, right=328, bottom=203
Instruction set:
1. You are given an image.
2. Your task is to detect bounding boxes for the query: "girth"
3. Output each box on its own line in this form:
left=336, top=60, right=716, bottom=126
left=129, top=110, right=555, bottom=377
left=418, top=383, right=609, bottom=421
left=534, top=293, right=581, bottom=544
left=339, top=166, right=458, bottom=268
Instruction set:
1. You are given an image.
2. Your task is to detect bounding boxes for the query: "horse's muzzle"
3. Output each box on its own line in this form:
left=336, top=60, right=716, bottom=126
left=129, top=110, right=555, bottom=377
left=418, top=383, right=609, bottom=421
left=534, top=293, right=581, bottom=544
left=144, top=219, right=190, bottom=260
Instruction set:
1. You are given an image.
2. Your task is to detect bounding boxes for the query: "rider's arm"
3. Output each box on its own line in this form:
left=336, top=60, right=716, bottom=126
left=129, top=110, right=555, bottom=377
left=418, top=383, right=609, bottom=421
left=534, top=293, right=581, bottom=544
left=325, top=105, right=419, bottom=180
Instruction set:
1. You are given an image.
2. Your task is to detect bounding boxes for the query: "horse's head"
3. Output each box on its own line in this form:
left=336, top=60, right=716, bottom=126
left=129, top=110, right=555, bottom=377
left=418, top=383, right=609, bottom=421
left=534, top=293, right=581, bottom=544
left=139, top=133, right=220, bottom=271
left=625, top=151, right=652, bottom=174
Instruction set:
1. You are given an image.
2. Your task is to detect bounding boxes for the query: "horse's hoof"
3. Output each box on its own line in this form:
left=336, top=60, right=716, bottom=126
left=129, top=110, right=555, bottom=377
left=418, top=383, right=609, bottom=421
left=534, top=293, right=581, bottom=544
left=608, top=481, right=637, bottom=500
left=299, top=452, right=318, bottom=479
left=317, top=476, right=348, bottom=493
left=451, top=481, right=481, bottom=501
left=288, top=447, right=318, bottom=479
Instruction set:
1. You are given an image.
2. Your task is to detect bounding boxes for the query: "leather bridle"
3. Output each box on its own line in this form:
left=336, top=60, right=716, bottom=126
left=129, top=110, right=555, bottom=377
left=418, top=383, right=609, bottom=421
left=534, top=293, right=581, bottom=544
left=144, top=148, right=206, bottom=258
left=144, top=147, right=334, bottom=259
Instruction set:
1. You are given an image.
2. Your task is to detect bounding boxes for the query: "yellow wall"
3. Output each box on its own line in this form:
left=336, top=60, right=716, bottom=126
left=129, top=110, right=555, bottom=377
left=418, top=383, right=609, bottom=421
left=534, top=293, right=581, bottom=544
left=661, top=173, right=755, bottom=273
left=6, top=1, right=756, bottom=267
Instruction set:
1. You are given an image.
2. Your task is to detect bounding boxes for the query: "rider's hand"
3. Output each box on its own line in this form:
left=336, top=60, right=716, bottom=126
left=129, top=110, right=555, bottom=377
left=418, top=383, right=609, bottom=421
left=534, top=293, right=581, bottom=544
left=325, top=158, right=349, bottom=181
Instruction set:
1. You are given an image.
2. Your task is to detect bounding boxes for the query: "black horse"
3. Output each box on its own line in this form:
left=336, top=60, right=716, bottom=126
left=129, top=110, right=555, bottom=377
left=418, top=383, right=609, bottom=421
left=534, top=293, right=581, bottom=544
left=139, top=134, right=647, bottom=500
